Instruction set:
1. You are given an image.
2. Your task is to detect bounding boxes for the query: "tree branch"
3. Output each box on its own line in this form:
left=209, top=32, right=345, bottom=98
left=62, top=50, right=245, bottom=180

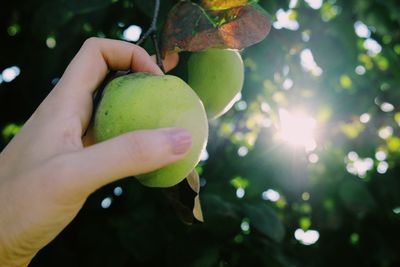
left=136, top=0, right=161, bottom=46
left=136, top=0, right=165, bottom=72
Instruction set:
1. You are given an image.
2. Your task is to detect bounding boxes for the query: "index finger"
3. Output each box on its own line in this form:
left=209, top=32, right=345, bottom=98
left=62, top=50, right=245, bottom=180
left=56, top=37, right=163, bottom=96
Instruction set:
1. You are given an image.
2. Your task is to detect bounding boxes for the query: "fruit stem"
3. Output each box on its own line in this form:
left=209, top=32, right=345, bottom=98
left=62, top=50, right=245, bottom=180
left=136, top=0, right=165, bottom=72
left=151, top=32, right=165, bottom=73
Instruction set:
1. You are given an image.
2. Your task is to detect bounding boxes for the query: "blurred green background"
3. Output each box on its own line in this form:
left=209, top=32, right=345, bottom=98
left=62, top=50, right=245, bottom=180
left=1, top=0, right=400, bottom=266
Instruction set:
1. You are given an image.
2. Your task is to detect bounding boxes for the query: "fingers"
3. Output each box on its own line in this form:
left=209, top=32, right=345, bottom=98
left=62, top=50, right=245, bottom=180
left=50, top=37, right=179, bottom=134
left=58, top=128, right=192, bottom=194
left=79, top=52, right=178, bottom=147
left=56, top=38, right=163, bottom=97
left=82, top=127, right=95, bottom=147
left=57, top=38, right=179, bottom=97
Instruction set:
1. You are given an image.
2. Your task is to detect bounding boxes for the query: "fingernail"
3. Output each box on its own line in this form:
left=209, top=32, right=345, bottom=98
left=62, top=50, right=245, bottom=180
left=152, top=64, right=164, bottom=75
left=155, top=68, right=164, bottom=75
left=169, top=128, right=192, bottom=155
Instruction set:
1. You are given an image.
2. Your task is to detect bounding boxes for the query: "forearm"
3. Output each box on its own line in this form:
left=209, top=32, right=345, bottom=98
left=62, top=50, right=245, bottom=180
left=0, top=238, right=33, bottom=267
left=0, top=197, right=35, bottom=267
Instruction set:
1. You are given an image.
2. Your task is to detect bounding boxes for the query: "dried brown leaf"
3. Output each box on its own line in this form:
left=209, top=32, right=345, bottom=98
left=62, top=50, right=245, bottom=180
left=187, top=168, right=200, bottom=193
left=161, top=1, right=270, bottom=55
left=193, top=195, right=204, bottom=222
left=162, top=169, right=204, bottom=225
left=201, top=0, right=249, bottom=10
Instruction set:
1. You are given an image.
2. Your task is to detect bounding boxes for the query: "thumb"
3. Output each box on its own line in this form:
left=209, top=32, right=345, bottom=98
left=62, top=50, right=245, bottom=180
left=62, top=128, right=192, bottom=194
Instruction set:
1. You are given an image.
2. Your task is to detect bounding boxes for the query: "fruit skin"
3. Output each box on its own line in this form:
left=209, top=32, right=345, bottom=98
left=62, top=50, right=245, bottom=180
left=94, top=73, right=208, bottom=188
left=188, top=49, right=244, bottom=120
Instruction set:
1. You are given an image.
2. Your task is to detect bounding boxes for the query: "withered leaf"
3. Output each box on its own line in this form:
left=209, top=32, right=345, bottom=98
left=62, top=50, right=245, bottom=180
left=162, top=169, right=204, bottom=224
left=187, top=167, right=200, bottom=193
left=161, top=1, right=271, bottom=55
left=187, top=169, right=204, bottom=222
left=201, top=0, right=252, bottom=10
left=193, top=195, right=204, bottom=222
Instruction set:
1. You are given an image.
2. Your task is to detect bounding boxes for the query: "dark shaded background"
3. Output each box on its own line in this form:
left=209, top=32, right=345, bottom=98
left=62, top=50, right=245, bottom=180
left=1, top=0, right=400, bottom=266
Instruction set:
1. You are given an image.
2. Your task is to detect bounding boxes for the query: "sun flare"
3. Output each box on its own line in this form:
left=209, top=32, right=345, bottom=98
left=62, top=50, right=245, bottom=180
left=278, top=108, right=317, bottom=151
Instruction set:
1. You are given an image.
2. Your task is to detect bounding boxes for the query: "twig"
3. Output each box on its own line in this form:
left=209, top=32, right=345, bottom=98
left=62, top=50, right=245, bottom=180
left=136, top=0, right=165, bottom=72
left=136, top=0, right=161, bottom=46
left=151, top=32, right=165, bottom=73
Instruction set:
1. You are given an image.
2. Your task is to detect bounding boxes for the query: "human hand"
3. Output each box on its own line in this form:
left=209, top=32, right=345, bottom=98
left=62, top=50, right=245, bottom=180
left=0, top=38, right=192, bottom=267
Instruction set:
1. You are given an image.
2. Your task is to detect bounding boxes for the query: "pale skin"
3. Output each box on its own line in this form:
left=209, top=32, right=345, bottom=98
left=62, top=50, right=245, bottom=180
left=0, top=37, right=192, bottom=267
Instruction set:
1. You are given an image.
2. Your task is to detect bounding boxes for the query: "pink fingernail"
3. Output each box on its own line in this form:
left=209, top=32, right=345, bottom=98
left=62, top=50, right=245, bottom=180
left=169, top=128, right=192, bottom=155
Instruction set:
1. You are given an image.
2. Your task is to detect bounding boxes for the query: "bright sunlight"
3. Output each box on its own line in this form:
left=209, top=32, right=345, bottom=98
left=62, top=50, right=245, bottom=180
left=277, top=108, right=317, bottom=151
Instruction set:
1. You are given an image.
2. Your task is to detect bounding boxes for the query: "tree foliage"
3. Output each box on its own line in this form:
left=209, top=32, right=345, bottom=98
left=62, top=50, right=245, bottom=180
left=1, top=0, right=400, bottom=266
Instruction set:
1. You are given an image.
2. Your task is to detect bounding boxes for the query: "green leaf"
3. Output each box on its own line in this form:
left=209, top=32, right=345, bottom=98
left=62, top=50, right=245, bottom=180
left=243, top=203, right=285, bottom=243
left=202, top=194, right=240, bottom=235
left=340, top=121, right=364, bottom=139
left=394, top=44, right=400, bottom=55
left=2, top=123, right=22, bottom=140
left=190, top=246, right=220, bottom=267
left=338, top=178, right=376, bottom=214
left=387, top=137, right=400, bottom=152
left=340, top=75, right=353, bottom=89
left=299, top=217, right=311, bottom=231
left=230, top=176, right=249, bottom=189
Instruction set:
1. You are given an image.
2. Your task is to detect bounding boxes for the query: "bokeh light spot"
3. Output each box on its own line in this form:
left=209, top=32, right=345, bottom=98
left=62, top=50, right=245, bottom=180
left=235, top=100, right=247, bottom=111
left=350, top=233, right=360, bottom=245
left=101, top=197, right=113, bottom=209
left=299, top=217, right=311, bottom=230
left=282, top=78, right=294, bottom=90
left=393, top=207, right=400, bottom=214
left=46, top=36, right=56, bottom=49
left=308, top=153, right=319, bottom=163
left=375, top=151, right=387, bottom=161
left=305, top=0, right=323, bottom=10
left=302, top=31, right=311, bottom=42
left=355, top=65, right=366, bottom=75
left=262, top=189, right=281, bottom=202
left=345, top=152, right=374, bottom=178
left=359, top=113, right=370, bottom=123
left=378, top=126, right=393, bottom=139
left=294, top=229, right=320, bottom=245
left=240, top=220, right=250, bottom=233
left=273, top=9, right=300, bottom=31
left=300, top=49, right=323, bottom=76
left=113, top=186, right=123, bottom=196
left=354, top=21, right=371, bottom=38
left=2, top=123, right=22, bottom=139
left=237, top=146, right=249, bottom=157
left=377, top=161, right=388, bottom=174
left=380, top=102, right=394, bottom=113
left=364, top=38, right=382, bottom=56
left=2, top=66, right=21, bottom=83
left=236, top=188, right=245, bottom=199
left=200, top=148, right=209, bottom=161
left=7, top=23, right=21, bottom=36
left=302, top=192, right=310, bottom=201
left=289, top=0, right=298, bottom=9
left=234, top=234, right=244, bottom=243
left=123, top=25, right=142, bottom=42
